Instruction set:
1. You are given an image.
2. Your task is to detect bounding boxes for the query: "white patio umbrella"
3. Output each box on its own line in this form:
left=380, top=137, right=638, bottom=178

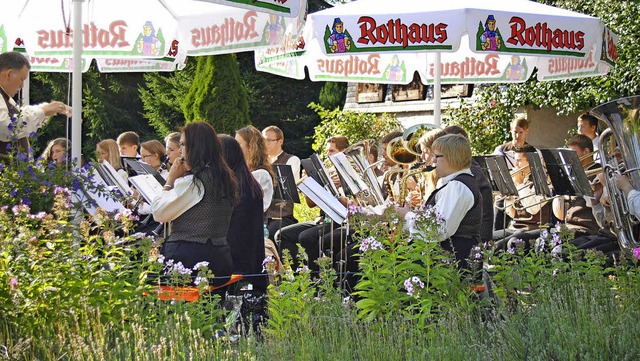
left=0, top=0, right=306, bottom=161
left=256, top=0, right=618, bottom=126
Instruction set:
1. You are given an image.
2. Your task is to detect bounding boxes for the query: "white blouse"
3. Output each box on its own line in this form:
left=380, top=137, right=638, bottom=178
left=252, top=168, right=274, bottom=212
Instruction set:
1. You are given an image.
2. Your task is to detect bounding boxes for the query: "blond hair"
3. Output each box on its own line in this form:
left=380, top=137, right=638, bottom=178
left=97, top=139, right=122, bottom=170
left=432, top=134, right=471, bottom=169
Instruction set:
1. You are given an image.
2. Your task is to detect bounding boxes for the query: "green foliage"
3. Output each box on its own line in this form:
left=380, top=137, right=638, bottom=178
left=309, top=103, right=400, bottom=154
left=182, top=55, right=250, bottom=135
left=237, top=52, right=324, bottom=158
left=349, top=205, right=473, bottom=329
left=33, top=69, right=151, bottom=158
left=445, top=84, right=520, bottom=155
left=318, top=82, right=347, bottom=110
left=140, top=60, right=195, bottom=136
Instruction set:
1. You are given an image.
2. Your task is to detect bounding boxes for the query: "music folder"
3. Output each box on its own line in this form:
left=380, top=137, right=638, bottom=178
left=123, top=158, right=166, bottom=186
left=301, top=154, right=340, bottom=198
left=128, top=174, right=165, bottom=205
left=79, top=164, right=129, bottom=215
left=297, top=177, right=348, bottom=224
left=526, top=152, right=553, bottom=198
left=272, top=164, right=300, bottom=203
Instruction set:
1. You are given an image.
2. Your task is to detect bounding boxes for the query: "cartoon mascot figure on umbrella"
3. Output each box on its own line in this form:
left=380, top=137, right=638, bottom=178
left=327, top=17, right=351, bottom=53
left=480, top=15, right=501, bottom=51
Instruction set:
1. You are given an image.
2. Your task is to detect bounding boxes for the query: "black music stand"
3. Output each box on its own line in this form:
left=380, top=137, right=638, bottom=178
left=526, top=152, right=553, bottom=198
left=539, top=148, right=593, bottom=198
left=302, top=154, right=340, bottom=198
left=123, top=158, right=166, bottom=186
left=273, top=164, right=300, bottom=204
left=475, top=155, right=518, bottom=196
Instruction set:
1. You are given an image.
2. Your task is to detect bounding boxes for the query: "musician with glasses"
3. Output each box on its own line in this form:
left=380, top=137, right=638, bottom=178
left=262, top=125, right=301, bottom=241
left=397, top=134, right=481, bottom=270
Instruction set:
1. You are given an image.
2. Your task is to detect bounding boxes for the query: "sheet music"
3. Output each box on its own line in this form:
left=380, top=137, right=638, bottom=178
left=328, top=152, right=368, bottom=196
left=97, top=160, right=132, bottom=196
left=308, top=154, right=340, bottom=197
left=129, top=174, right=165, bottom=204
left=297, top=177, right=347, bottom=224
left=82, top=169, right=128, bottom=215
left=273, top=164, right=301, bottom=203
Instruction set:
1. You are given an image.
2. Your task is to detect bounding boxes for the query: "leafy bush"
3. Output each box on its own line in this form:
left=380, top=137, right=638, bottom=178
left=309, top=103, right=400, bottom=154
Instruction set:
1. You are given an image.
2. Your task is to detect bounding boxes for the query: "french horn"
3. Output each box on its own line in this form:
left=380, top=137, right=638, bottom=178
left=590, top=96, right=640, bottom=255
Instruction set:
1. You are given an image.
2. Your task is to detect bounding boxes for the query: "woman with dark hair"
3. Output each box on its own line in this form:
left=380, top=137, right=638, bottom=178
left=152, top=122, right=238, bottom=285
left=219, top=135, right=267, bottom=292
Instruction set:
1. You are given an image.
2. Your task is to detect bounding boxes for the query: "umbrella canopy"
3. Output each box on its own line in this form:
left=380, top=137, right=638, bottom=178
left=256, top=0, right=618, bottom=124
left=0, top=0, right=307, bottom=161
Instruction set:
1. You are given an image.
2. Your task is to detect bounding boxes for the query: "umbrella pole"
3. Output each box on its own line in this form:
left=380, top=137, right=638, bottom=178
left=433, top=52, right=441, bottom=127
left=71, top=0, right=84, bottom=164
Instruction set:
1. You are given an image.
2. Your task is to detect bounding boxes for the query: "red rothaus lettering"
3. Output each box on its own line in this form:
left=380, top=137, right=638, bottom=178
left=506, top=17, right=584, bottom=52
left=316, top=54, right=381, bottom=78
left=191, top=11, right=259, bottom=48
left=357, top=16, right=447, bottom=48
left=429, top=54, right=500, bottom=79
left=37, top=21, right=129, bottom=49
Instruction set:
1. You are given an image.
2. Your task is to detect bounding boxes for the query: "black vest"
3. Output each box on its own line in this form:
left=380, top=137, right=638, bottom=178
left=426, top=172, right=481, bottom=240
left=167, top=174, right=235, bottom=245
left=266, top=151, right=295, bottom=219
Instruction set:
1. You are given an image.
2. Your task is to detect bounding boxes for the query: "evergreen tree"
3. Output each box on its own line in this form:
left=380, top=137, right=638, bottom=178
left=139, top=60, right=195, bottom=137
left=182, top=55, right=250, bottom=134
left=318, top=82, right=347, bottom=110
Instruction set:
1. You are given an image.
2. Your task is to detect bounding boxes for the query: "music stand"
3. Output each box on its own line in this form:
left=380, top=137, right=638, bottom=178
left=539, top=148, right=593, bottom=197
left=526, top=152, right=553, bottom=198
left=272, top=164, right=300, bottom=204
left=123, top=159, right=166, bottom=186
left=328, top=152, right=368, bottom=198
left=478, top=155, right=518, bottom=197
left=302, top=154, right=340, bottom=198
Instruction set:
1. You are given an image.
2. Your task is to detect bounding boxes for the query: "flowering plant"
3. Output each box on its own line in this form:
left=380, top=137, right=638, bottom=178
left=348, top=204, right=472, bottom=329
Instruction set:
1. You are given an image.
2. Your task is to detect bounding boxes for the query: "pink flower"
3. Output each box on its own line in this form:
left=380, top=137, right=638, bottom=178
left=633, top=247, right=640, bottom=261
left=9, top=277, right=18, bottom=289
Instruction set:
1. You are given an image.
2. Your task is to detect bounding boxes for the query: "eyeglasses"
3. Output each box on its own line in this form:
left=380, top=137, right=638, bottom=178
left=265, top=138, right=280, bottom=143
left=141, top=154, right=153, bottom=159
left=433, top=154, right=444, bottom=159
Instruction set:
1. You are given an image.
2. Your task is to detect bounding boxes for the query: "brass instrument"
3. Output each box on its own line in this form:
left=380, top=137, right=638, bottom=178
left=342, top=140, right=386, bottom=206
left=590, top=96, right=640, bottom=255
left=402, top=123, right=439, bottom=156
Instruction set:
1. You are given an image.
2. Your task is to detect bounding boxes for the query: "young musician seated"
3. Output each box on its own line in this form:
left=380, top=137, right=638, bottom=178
left=397, top=134, right=481, bottom=270
left=552, top=135, right=601, bottom=237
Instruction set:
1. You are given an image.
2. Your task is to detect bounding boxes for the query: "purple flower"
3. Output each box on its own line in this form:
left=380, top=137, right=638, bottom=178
left=29, top=131, right=38, bottom=139
left=0, top=163, right=4, bottom=172
left=9, top=277, right=18, bottom=289
left=193, top=261, right=210, bottom=271
left=16, top=152, right=27, bottom=162
left=9, top=189, right=18, bottom=198
left=633, top=247, right=640, bottom=261
left=194, top=277, right=207, bottom=286
left=404, top=276, right=425, bottom=297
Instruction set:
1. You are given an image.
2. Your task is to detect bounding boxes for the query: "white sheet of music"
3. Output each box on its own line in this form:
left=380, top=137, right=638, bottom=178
left=329, top=152, right=368, bottom=195
left=298, top=177, right=347, bottom=224
left=129, top=174, right=164, bottom=204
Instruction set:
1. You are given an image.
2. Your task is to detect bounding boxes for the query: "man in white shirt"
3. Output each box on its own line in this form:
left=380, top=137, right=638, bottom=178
left=262, top=125, right=301, bottom=240
left=0, top=51, right=71, bottom=156
left=577, top=112, right=599, bottom=157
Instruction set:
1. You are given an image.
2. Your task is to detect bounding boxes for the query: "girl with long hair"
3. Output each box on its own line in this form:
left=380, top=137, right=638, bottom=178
left=235, top=125, right=275, bottom=212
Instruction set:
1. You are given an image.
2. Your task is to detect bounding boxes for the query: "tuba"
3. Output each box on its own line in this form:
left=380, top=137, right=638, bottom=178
left=342, top=140, right=386, bottom=206
left=590, top=96, right=640, bottom=255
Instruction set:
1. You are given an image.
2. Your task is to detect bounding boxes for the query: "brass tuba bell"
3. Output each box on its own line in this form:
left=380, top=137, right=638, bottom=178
left=590, top=96, right=640, bottom=255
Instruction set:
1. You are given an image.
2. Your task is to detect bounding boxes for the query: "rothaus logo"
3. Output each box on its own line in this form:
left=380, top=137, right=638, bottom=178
left=429, top=54, right=502, bottom=79
left=506, top=16, right=584, bottom=52
left=356, top=16, right=448, bottom=48
left=37, top=21, right=129, bottom=49
left=316, top=54, right=381, bottom=78
left=191, top=11, right=259, bottom=48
